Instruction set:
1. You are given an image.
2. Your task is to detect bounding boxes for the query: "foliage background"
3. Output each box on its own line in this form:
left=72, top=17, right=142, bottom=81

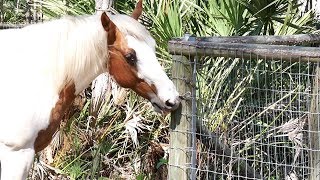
left=1, top=0, right=319, bottom=179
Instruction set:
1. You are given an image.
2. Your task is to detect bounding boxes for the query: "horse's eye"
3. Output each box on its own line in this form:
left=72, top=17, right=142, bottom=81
left=125, top=51, right=137, bottom=65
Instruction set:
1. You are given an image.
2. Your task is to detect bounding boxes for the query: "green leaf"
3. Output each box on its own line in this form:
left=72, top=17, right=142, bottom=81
left=156, top=158, right=168, bottom=169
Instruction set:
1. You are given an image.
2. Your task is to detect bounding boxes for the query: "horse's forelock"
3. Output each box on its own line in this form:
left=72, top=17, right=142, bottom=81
left=109, top=14, right=155, bottom=48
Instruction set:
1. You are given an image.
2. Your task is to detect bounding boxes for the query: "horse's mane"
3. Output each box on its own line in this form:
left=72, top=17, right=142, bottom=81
left=0, top=14, right=109, bottom=94
left=0, top=13, right=153, bottom=94
left=109, top=14, right=156, bottom=49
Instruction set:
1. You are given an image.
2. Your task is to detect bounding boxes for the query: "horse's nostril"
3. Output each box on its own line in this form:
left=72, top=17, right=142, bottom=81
left=165, top=100, right=175, bottom=107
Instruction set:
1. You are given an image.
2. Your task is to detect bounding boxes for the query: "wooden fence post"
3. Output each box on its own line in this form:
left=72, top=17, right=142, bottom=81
left=169, top=55, right=193, bottom=180
left=310, top=64, right=320, bottom=180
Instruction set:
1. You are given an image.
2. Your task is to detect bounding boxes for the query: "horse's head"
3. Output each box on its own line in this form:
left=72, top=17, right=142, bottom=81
left=100, top=0, right=180, bottom=114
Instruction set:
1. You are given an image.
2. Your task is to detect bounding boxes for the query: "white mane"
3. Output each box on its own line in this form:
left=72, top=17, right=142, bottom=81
left=0, top=13, right=154, bottom=95
left=0, top=14, right=109, bottom=94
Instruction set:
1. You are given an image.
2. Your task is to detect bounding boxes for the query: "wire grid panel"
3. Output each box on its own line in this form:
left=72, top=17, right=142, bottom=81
left=169, top=41, right=320, bottom=180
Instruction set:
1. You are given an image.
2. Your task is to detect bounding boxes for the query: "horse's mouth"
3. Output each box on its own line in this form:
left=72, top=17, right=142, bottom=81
left=151, top=100, right=180, bottom=115
left=152, top=102, right=168, bottom=114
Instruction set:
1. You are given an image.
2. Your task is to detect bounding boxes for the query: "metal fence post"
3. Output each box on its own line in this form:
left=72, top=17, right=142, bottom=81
left=169, top=54, right=193, bottom=180
left=190, top=56, right=198, bottom=180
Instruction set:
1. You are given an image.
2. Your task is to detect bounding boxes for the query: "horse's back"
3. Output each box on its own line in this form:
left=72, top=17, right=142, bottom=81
left=0, top=28, right=23, bottom=57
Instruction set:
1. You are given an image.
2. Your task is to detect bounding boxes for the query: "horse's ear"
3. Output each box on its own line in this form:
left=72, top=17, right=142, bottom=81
left=131, top=0, right=143, bottom=20
left=101, top=12, right=116, bottom=44
left=101, top=12, right=115, bottom=32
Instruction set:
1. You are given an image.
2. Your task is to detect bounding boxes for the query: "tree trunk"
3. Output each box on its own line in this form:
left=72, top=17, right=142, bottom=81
left=0, top=0, right=3, bottom=22
left=95, top=0, right=114, bottom=12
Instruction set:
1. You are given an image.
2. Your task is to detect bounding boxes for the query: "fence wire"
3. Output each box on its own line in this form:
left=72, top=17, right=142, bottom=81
left=169, top=37, right=320, bottom=180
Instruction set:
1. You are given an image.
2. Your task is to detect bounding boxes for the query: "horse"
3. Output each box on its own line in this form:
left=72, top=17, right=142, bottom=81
left=0, top=1, right=180, bottom=179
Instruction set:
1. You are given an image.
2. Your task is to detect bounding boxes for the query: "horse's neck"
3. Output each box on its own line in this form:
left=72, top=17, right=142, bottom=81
left=45, top=17, right=108, bottom=95
left=0, top=16, right=108, bottom=96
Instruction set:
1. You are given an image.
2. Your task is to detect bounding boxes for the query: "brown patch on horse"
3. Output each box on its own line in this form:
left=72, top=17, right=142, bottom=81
left=34, top=13, right=117, bottom=152
left=134, top=82, right=157, bottom=99
left=105, top=14, right=157, bottom=101
left=108, top=46, right=157, bottom=100
left=108, top=47, right=138, bottom=87
left=101, top=5, right=157, bottom=100
left=34, top=83, right=76, bottom=152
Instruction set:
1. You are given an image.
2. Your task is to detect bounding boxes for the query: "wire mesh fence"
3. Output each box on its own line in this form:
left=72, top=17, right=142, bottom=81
left=168, top=35, right=320, bottom=180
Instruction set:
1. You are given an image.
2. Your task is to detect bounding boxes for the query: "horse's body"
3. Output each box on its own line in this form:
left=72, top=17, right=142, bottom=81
left=0, top=1, right=180, bottom=179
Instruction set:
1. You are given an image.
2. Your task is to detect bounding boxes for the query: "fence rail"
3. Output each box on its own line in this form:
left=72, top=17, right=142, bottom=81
left=169, top=34, right=320, bottom=180
left=171, top=34, right=320, bottom=45
left=168, top=34, right=320, bottom=62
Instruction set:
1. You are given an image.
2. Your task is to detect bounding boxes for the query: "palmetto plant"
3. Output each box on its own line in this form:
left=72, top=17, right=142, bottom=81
left=0, top=0, right=28, bottom=23
left=239, top=0, right=298, bottom=35
left=238, top=0, right=314, bottom=35
left=40, top=0, right=95, bottom=18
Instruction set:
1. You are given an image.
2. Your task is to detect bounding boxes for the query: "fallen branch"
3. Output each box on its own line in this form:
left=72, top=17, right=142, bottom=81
left=196, top=120, right=263, bottom=179
left=0, top=23, right=25, bottom=29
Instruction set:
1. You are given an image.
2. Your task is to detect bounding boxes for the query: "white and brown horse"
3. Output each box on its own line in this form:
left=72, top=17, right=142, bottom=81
left=0, top=1, right=180, bottom=179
